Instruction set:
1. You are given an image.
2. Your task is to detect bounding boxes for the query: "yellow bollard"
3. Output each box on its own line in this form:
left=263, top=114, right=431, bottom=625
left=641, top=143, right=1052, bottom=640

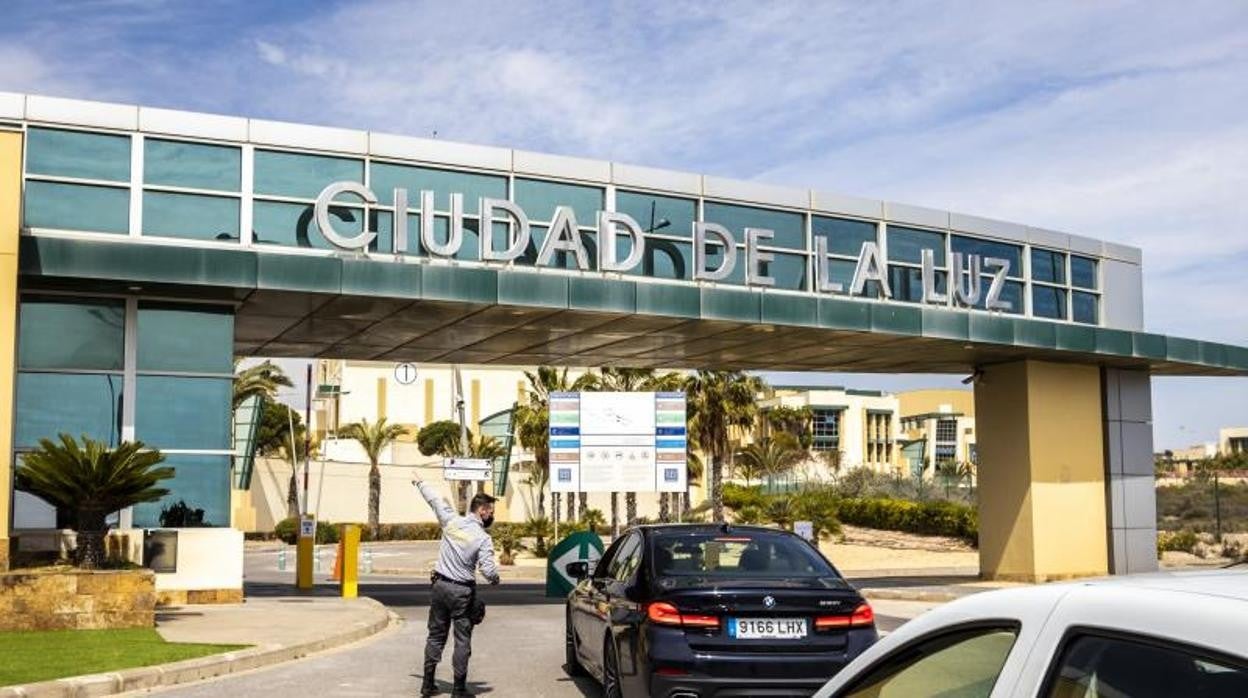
left=296, top=515, right=316, bottom=591
left=340, top=524, right=360, bottom=599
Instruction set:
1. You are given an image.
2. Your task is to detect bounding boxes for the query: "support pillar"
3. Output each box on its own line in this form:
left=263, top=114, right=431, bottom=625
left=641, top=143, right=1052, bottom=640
left=0, top=130, right=21, bottom=571
left=975, top=360, right=1109, bottom=582
left=1102, top=368, right=1159, bottom=574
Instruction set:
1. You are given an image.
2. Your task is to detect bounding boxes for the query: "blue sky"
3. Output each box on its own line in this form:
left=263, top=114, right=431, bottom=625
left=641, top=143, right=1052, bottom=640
left=2, top=0, right=1245, bottom=449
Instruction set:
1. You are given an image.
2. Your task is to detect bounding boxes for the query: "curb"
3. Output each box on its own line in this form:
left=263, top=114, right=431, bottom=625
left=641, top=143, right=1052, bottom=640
left=0, top=600, right=393, bottom=697
left=860, top=588, right=972, bottom=603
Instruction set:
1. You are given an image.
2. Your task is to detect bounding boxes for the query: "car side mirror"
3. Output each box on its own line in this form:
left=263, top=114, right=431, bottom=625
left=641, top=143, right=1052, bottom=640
left=566, top=561, right=590, bottom=580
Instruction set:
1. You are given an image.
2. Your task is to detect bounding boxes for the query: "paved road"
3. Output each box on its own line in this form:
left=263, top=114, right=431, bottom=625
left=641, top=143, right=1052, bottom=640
left=149, top=567, right=934, bottom=697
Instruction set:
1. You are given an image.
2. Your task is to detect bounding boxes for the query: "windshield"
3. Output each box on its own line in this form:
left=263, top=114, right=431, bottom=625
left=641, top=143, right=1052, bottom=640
left=651, top=530, right=837, bottom=578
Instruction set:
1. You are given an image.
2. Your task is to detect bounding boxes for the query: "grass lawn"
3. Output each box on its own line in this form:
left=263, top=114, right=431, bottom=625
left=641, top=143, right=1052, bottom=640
left=0, top=627, right=246, bottom=687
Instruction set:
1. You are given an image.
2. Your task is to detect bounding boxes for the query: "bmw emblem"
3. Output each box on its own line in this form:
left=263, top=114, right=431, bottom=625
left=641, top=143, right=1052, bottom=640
left=763, top=595, right=776, bottom=608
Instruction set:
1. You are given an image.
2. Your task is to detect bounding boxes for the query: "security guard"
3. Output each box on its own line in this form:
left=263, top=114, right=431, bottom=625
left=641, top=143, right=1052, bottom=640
left=413, top=479, right=500, bottom=698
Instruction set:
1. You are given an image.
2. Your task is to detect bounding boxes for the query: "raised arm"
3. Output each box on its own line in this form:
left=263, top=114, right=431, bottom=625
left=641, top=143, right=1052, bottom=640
left=415, top=480, right=456, bottom=527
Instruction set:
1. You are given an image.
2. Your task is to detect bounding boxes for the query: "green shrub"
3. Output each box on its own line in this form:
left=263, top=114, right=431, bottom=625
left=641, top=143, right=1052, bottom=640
left=273, top=517, right=340, bottom=545
left=723, top=483, right=768, bottom=510
left=1157, top=529, right=1199, bottom=555
left=833, top=497, right=978, bottom=545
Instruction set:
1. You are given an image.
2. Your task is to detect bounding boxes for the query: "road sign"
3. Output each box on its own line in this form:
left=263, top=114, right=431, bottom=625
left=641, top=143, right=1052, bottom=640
left=443, top=457, right=492, bottom=481
left=794, top=520, right=814, bottom=542
left=299, top=515, right=316, bottom=539
left=394, top=362, right=418, bottom=385
left=546, top=531, right=605, bottom=598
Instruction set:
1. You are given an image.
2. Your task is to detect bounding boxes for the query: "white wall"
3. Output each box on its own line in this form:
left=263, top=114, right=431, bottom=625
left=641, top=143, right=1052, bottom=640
left=155, top=528, right=244, bottom=592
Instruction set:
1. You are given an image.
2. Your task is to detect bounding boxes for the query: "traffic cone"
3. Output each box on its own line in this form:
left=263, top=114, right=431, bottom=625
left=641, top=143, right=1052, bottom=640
left=330, top=537, right=343, bottom=581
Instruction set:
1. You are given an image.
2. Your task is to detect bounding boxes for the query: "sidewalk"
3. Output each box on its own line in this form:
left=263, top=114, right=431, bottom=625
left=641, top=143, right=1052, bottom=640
left=846, top=569, right=1024, bottom=602
left=0, top=597, right=393, bottom=698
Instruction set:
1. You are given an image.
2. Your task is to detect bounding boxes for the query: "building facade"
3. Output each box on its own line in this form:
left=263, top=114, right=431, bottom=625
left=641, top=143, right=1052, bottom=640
left=2, top=92, right=1247, bottom=583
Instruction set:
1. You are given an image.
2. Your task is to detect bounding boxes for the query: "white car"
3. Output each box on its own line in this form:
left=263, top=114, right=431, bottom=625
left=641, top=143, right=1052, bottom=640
left=815, top=568, right=1248, bottom=698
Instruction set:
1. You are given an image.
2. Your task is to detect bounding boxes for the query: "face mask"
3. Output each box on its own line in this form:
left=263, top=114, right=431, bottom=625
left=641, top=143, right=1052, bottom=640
left=481, top=515, right=495, bottom=529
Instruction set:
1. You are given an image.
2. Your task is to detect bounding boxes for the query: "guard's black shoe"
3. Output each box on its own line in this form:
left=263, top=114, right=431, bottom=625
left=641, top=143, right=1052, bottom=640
left=420, top=663, right=441, bottom=696
left=451, top=676, right=472, bottom=697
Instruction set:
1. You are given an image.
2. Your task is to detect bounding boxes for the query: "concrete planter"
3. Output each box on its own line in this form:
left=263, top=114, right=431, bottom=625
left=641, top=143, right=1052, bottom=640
left=0, top=568, right=155, bottom=631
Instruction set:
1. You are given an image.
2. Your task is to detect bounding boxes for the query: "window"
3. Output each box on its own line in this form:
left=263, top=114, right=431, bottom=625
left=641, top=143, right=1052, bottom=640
left=812, top=408, right=842, bottom=452
left=1072, top=291, right=1099, bottom=325
left=1071, top=256, right=1099, bottom=290
left=19, top=297, right=125, bottom=371
left=620, top=239, right=693, bottom=280
left=951, top=236, right=1022, bottom=278
left=24, top=180, right=129, bottom=233
left=143, top=191, right=240, bottom=241
left=1043, top=632, right=1248, bottom=698
left=253, top=201, right=371, bottom=250
left=137, top=303, right=234, bottom=373
left=887, top=226, right=945, bottom=266
left=616, top=191, right=697, bottom=238
left=607, top=534, right=642, bottom=582
left=1033, top=286, right=1067, bottom=320
left=370, top=162, right=507, bottom=215
left=131, top=454, right=231, bottom=528
left=1032, top=249, right=1066, bottom=285
left=936, top=419, right=957, bottom=443
left=15, top=373, right=123, bottom=449
left=135, top=376, right=232, bottom=450
left=144, top=139, right=241, bottom=191
left=703, top=202, right=805, bottom=250
left=651, top=530, right=838, bottom=578
left=888, top=265, right=946, bottom=304
left=26, top=128, right=131, bottom=182
left=813, top=216, right=877, bottom=258
left=513, top=178, right=603, bottom=224
left=840, top=625, right=1019, bottom=698
left=253, top=150, right=363, bottom=199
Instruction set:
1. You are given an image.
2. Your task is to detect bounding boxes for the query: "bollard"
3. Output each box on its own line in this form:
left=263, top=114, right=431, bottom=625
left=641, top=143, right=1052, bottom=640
left=363, top=548, right=374, bottom=574
left=277, top=548, right=287, bottom=571
left=296, top=515, right=316, bottom=591
left=341, top=524, right=360, bottom=599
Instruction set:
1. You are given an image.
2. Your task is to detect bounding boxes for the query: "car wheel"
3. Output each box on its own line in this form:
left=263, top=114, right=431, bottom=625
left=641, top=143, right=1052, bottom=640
left=602, top=638, right=623, bottom=698
left=564, top=610, right=585, bottom=677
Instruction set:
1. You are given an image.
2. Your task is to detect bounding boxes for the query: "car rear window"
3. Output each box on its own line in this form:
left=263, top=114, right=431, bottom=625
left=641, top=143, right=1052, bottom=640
left=651, top=530, right=835, bottom=577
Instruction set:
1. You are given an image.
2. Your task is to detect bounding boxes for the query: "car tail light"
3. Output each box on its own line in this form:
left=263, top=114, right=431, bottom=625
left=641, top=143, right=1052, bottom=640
left=815, top=602, right=875, bottom=630
left=646, top=602, right=720, bottom=629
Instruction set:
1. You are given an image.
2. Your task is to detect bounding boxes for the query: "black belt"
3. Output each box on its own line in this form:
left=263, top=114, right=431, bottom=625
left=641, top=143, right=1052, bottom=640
left=433, top=572, right=476, bottom=588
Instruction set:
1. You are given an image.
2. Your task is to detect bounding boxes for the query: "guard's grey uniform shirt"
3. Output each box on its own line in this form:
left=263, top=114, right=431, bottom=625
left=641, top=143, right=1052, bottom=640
left=418, top=482, right=500, bottom=585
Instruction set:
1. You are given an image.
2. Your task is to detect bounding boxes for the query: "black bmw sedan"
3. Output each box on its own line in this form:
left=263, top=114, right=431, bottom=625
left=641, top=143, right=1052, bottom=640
left=564, top=524, right=878, bottom=698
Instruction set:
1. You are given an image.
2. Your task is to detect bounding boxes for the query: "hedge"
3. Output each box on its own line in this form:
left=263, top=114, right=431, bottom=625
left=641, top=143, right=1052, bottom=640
left=833, top=497, right=978, bottom=544
left=272, top=519, right=538, bottom=545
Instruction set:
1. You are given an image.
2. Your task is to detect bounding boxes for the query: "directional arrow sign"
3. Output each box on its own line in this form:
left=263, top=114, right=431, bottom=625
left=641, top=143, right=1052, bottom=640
left=545, top=531, right=604, bottom=598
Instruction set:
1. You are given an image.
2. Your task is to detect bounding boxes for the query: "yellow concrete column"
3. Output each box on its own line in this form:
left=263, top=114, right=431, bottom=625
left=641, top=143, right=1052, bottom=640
left=471, top=378, right=481, bottom=429
left=376, top=377, right=387, bottom=420
left=424, top=378, right=434, bottom=424
left=0, top=131, right=21, bottom=571
left=975, top=360, right=1108, bottom=582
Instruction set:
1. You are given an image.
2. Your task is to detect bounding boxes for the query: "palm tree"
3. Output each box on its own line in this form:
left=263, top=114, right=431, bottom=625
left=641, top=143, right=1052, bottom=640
left=736, top=434, right=804, bottom=490
left=514, top=367, right=596, bottom=524
left=467, top=433, right=507, bottom=502
left=686, top=370, right=765, bottom=521
left=683, top=449, right=704, bottom=518
left=16, top=435, right=174, bottom=568
left=232, top=359, right=293, bottom=409
left=339, top=417, right=408, bottom=536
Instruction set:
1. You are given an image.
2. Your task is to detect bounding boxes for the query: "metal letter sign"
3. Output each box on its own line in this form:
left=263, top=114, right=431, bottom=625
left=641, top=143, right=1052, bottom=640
left=312, top=182, right=1031, bottom=317
left=394, top=362, right=418, bottom=385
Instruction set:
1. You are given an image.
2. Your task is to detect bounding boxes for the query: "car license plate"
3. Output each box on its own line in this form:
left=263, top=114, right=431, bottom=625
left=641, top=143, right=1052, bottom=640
left=728, top=618, right=808, bottom=640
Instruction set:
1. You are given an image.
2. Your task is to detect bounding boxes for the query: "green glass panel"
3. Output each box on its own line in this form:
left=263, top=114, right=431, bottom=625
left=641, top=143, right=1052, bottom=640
left=254, top=150, right=363, bottom=199
left=703, top=202, right=804, bottom=249
left=138, top=303, right=233, bottom=373
left=951, top=236, right=1022, bottom=278
left=143, top=192, right=240, bottom=241
left=1031, top=248, right=1066, bottom=284
left=132, top=454, right=230, bottom=528
left=701, top=287, right=760, bottom=323
left=813, top=216, right=876, bottom=257
left=888, top=265, right=946, bottom=303
left=887, top=226, right=945, bottom=265
left=26, top=127, right=130, bottom=182
left=1032, top=286, right=1067, bottom=320
left=15, top=372, right=122, bottom=449
left=756, top=251, right=808, bottom=291
left=513, top=178, right=603, bottom=223
left=370, top=163, right=507, bottom=214
left=144, top=139, right=241, bottom=191
left=136, top=375, right=232, bottom=450
left=19, top=297, right=125, bottom=370
left=24, top=181, right=129, bottom=233
left=615, top=191, right=696, bottom=237
left=253, top=201, right=366, bottom=250
left=1073, top=291, right=1098, bottom=324
left=1071, top=256, right=1098, bottom=290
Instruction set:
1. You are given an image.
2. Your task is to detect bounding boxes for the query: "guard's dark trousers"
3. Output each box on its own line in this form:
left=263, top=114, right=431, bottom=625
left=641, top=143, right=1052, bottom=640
left=423, top=579, right=475, bottom=695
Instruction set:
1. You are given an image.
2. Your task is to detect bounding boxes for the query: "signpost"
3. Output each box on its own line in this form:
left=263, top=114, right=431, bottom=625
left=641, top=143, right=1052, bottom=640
left=296, top=514, right=316, bottom=591
left=443, top=457, right=492, bottom=481
left=546, top=531, right=605, bottom=598
left=550, top=391, right=687, bottom=494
